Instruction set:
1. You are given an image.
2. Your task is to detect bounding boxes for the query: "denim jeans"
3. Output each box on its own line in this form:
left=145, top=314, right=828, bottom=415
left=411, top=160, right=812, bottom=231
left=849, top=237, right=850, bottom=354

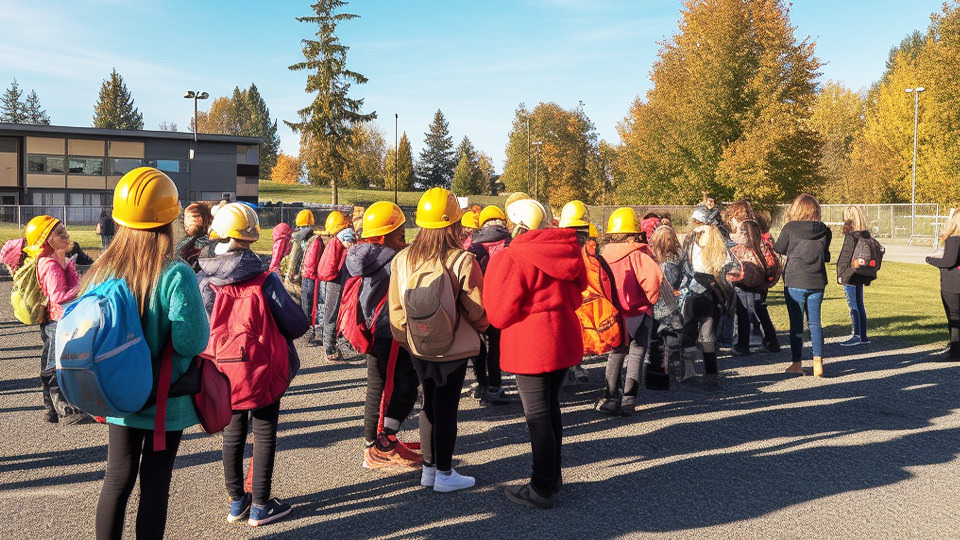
left=844, top=284, right=867, bottom=341
left=300, top=277, right=316, bottom=323
left=783, top=287, right=824, bottom=362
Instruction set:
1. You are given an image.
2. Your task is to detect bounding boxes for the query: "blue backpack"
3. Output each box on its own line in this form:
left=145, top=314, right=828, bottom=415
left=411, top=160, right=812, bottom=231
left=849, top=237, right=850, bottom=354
left=55, top=278, right=153, bottom=418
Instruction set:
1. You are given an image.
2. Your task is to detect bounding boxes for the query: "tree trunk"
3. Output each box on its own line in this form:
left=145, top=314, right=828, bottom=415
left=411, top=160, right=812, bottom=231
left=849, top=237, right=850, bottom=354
left=331, top=177, right=339, bottom=205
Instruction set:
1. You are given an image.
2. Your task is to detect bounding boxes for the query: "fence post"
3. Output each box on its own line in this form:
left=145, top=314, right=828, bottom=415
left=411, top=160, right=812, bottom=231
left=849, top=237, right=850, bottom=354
left=17, top=205, right=21, bottom=229
left=890, top=206, right=895, bottom=239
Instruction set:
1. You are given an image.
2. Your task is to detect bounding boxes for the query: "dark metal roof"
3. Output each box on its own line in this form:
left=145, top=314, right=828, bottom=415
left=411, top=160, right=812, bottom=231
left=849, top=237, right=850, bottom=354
left=0, top=123, right=261, bottom=145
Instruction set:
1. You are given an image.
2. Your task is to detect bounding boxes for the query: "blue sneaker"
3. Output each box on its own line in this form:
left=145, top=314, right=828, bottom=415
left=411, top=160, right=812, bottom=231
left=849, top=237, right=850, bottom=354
left=248, top=498, right=292, bottom=527
left=227, top=493, right=251, bottom=523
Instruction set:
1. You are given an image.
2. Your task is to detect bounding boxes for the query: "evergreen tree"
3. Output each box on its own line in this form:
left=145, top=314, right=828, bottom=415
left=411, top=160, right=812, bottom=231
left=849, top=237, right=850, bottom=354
left=287, top=0, right=376, bottom=204
left=24, top=90, right=50, bottom=124
left=385, top=132, right=414, bottom=191
left=243, top=84, right=280, bottom=179
left=0, top=80, right=27, bottom=123
left=451, top=136, right=485, bottom=195
left=92, top=69, right=143, bottom=130
left=416, top=109, right=455, bottom=188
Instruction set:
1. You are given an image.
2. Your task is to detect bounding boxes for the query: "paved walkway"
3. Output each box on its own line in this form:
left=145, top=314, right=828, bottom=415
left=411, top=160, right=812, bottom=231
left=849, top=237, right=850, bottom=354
left=1, top=280, right=959, bottom=539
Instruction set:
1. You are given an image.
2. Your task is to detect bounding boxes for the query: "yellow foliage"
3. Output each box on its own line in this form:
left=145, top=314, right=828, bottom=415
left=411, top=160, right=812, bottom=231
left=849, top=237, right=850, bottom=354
left=271, top=152, right=301, bottom=185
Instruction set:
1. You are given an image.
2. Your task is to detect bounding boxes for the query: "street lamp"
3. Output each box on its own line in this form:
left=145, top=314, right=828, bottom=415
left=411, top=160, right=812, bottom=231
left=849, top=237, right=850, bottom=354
left=905, top=86, right=925, bottom=240
left=184, top=90, right=209, bottom=142
left=532, top=140, right=543, bottom=201
left=394, top=113, right=399, bottom=204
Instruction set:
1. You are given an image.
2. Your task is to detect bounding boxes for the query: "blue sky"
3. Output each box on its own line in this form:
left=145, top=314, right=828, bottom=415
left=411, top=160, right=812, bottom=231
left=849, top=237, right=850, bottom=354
left=0, top=0, right=950, bottom=171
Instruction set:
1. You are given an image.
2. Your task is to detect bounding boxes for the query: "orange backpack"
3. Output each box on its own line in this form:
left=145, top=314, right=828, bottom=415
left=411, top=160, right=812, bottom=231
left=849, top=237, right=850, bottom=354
left=576, top=250, right=623, bottom=355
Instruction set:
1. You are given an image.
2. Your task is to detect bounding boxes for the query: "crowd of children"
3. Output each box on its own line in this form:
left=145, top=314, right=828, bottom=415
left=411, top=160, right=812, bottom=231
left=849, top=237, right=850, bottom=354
left=6, top=164, right=960, bottom=537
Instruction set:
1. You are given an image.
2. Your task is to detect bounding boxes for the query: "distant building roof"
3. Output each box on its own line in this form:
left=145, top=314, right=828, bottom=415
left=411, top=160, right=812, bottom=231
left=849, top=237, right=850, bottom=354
left=0, top=122, right=261, bottom=145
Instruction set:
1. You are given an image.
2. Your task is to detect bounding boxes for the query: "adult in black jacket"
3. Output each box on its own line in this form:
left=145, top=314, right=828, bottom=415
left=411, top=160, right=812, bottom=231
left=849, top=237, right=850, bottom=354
left=926, top=209, right=960, bottom=361
left=774, top=194, right=831, bottom=377
left=836, top=205, right=874, bottom=347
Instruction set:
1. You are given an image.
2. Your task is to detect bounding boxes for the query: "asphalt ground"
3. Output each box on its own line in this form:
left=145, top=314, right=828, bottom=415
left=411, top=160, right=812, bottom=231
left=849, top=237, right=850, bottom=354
left=2, top=277, right=960, bottom=540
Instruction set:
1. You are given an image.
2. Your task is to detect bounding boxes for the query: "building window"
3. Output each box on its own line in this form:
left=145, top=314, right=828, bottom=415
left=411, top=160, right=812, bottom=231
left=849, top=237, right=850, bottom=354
left=27, top=155, right=65, bottom=174
left=68, top=192, right=104, bottom=205
left=68, top=156, right=104, bottom=175
left=109, top=158, right=146, bottom=176
left=32, top=192, right=66, bottom=205
left=148, top=159, right=190, bottom=174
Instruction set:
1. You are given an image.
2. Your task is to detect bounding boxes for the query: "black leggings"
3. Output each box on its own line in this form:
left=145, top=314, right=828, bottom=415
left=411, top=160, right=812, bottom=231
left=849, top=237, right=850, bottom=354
left=516, top=369, right=567, bottom=497
left=474, top=326, right=502, bottom=388
left=223, top=400, right=281, bottom=506
left=942, top=290, right=960, bottom=358
left=364, top=337, right=419, bottom=443
left=95, top=425, right=183, bottom=540
left=414, top=360, right=468, bottom=472
left=681, top=295, right=720, bottom=375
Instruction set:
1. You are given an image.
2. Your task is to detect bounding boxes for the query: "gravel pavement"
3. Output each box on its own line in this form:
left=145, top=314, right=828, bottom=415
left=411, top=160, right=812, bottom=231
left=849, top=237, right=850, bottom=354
left=2, top=278, right=959, bottom=540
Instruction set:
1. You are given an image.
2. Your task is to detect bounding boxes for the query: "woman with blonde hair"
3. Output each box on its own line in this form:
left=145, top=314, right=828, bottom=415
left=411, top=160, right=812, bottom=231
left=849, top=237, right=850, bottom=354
left=926, top=208, right=960, bottom=360
left=389, top=188, right=488, bottom=492
left=836, top=205, right=875, bottom=347
left=775, top=193, right=832, bottom=376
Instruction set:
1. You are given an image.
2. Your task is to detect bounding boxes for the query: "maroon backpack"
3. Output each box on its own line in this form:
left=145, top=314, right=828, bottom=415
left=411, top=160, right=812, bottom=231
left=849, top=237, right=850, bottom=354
left=202, top=272, right=290, bottom=410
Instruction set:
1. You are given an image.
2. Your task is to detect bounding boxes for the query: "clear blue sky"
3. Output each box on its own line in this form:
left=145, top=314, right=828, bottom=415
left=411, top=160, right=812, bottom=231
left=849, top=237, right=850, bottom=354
left=0, top=0, right=950, bottom=171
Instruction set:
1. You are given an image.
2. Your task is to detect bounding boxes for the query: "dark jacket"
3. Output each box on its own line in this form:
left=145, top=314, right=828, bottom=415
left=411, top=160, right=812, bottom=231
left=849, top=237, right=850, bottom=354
left=484, top=228, right=587, bottom=375
left=176, top=233, right=210, bottom=273
left=775, top=221, right=832, bottom=290
left=196, top=245, right=310, bottom=367
left=468, top=225, right=511, bottom=273
left=927, top=236, right=960, bottom=294
left=837, top=231, right=874, bottom=286
left=345, top=242, right=397, bottom=339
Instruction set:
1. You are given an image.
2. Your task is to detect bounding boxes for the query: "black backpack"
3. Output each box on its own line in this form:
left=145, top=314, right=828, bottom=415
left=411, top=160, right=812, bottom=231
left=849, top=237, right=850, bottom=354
left=850, top=236, right=884, bottom=281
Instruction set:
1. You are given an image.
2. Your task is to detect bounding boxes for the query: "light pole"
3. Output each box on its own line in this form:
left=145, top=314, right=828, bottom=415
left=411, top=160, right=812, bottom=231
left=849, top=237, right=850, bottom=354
left=532, top=141, right=543, bottom=201
left=394, top=113, right=399, bottom=204
left=183, top=90, right=209, bottom=142
left=905, top=86, right=925, bottom=239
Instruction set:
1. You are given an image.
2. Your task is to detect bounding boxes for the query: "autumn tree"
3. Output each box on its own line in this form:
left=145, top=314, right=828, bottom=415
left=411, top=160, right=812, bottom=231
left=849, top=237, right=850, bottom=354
left=192, top=84, right=281, bottom=178
left=384, top=132, right=414, bottom=191
left=287, top=0, right=376, bottom=203
left=271, top=152, right=302, bottom=184
left=92, top=69, right=143, bottom=130
left=417, top=109, right=455, bottom=188
left=808, top=81, right=866, bottom=203
left=616, top=0, right=822, bottom=207
left=501, top=102, right=599, bottom=205
left=476, top=151, right=496, bottom=195
left=343, top=122, right=387, bottom=188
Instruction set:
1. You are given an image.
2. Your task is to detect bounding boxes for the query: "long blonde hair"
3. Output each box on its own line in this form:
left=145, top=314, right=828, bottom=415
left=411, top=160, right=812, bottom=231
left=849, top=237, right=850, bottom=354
left=405, top=223, right=463, bottom=268
left=943, top=208, right=960, bottom=241
left=842, top=205, right=868, bottom=235
left=650, top=226, right=680, bottom=262
left=787, top=193, right=821, bottom=222
left=80, top=224, right=175, bottom=315
left=691, top=225, right=728, bottom=277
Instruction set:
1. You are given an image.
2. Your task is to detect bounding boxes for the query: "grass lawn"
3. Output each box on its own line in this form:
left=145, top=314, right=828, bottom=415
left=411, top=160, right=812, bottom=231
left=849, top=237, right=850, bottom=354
left=258, top=181, right=507, bottom=208
left=765, top=261, right=946, bottom=348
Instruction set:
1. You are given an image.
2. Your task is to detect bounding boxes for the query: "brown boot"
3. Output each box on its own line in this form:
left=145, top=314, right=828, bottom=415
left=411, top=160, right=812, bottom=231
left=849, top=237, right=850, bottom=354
left=813, top=356, right=824, bottom=377
left=784, top=361, right=804, bottom=375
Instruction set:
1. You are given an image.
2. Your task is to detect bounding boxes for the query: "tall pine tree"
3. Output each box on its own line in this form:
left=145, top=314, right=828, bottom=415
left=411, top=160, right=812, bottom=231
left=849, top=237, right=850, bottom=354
left=0, top=80, right=27, bottom=123
left=384, top=132, right=414, bottom=191
left=243, top=84, right=280, bottom=179
left=24, top=91, right=50, bottom=125
left=92, top=69, right=143, bottom=130
left=287, top=0, right=376, bottom=204
left=451, top=136, right=485, bottom=195
left=417, top=109, right=455, bottom=188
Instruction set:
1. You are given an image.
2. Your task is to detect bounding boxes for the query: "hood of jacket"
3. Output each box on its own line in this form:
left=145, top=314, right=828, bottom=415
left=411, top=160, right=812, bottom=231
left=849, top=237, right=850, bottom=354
left=852, top=230, right=873, bottom=240
left=293, top=226, right=314, bottom=243
left=346, top=242, right=397, bottom=277
left=273, top=222, right=292, bottom=242
left=473, top=224, right=511, bottom=245
left=508, top=228, right=582, bottom=281
left=601, top=241, right=649, bottom=264
left=197, top=245, right=264, bottom=287
left=786, top=220, right=831, bottom=241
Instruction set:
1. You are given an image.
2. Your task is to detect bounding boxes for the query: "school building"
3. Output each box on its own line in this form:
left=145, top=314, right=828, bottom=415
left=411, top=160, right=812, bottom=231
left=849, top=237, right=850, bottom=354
left=0, top=123, right=261, bottom=210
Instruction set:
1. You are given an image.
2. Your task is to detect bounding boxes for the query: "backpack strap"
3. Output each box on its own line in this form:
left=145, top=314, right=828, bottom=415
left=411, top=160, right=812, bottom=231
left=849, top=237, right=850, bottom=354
left=596, top=255, right=623, bottom=313
left=153, top=343, right=174, bottom=452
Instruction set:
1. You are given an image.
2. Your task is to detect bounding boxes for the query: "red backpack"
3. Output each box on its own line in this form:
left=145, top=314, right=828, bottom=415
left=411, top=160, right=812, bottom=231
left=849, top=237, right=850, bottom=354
left=337, top=275, right=386, bottom=354
left=202, top=272, right=290, bottom=410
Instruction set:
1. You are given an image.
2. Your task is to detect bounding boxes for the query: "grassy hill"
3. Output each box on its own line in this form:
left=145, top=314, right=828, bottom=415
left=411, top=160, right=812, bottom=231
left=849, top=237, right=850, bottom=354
left=258, top=181, right=507, bottom=208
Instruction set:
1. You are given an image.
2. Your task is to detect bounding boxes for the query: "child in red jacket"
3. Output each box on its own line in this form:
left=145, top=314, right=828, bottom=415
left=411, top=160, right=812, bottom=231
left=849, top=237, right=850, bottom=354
left=597, top=208, right=663, bottom=416
left=317, top=211, right=355, bottom=361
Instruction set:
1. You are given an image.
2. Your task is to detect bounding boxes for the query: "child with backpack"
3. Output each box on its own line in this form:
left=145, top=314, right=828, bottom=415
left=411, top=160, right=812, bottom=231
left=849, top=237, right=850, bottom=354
left=597, top=207, right=663, bottom=415
left=836, top=205, right=880, bottom=347
left=318, top=210, right=356, bottom=362
left=268, top=222, right=292, bottom=274
left=86, top=168, right=211, bottom=540
left=176, top=202, right=212, bottom=273
left=285, top=209, right=318, bottom=317
left=389, top=188, right=488, bottom=493
left=926, top=208, right=960, bottom=361
left=775, top=194, right=832, bottom=377
left=344, top=201, right=423, bottom=469
left=19, top=215, right=87, bottom=424
left=648, top=225, right=685, bottom=382
left=300, top=218, right=326, bottom=343
left=467, top=204, right=512, bottom=404
left=197, top=202, right=309, bottom=527
left=484, top=198, right=586, bottom=509
left=726, top=200, right=780, bottom=356
left=460, top=207, right=480, bottom=250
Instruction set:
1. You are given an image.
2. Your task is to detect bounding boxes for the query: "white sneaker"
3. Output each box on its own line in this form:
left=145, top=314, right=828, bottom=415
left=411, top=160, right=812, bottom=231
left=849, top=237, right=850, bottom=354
left=433, top=468, right=475, bottom=492
left=421, top=464, right=437, bottom=487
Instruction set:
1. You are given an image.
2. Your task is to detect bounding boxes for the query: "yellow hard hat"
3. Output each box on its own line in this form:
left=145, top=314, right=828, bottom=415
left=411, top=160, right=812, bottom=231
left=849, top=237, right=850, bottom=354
left=478, top=205, right=506, bottom=226
left=506, top=198, right=547, bottom=231
left=361, top=202, right=406, bottom=239
left=210, top=202, right=260, bottom=242
left=24, top=215, right=60, bottom=251
left=607, top=207, right=641, bottom=235
left=112, top=167, right=181, bottom=230
left=460, top=210, right=479, bottom=230
left=588, top=223, right=599, bottom=239
left=559, top=200, right=590, bottom=228
left=504, top=192, right=531, bottom=210
left=295, top=209, right=315, bottom=227
left=415, top=187, right=463, bottom=229
left=324, top=211, right=351, bottom=236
